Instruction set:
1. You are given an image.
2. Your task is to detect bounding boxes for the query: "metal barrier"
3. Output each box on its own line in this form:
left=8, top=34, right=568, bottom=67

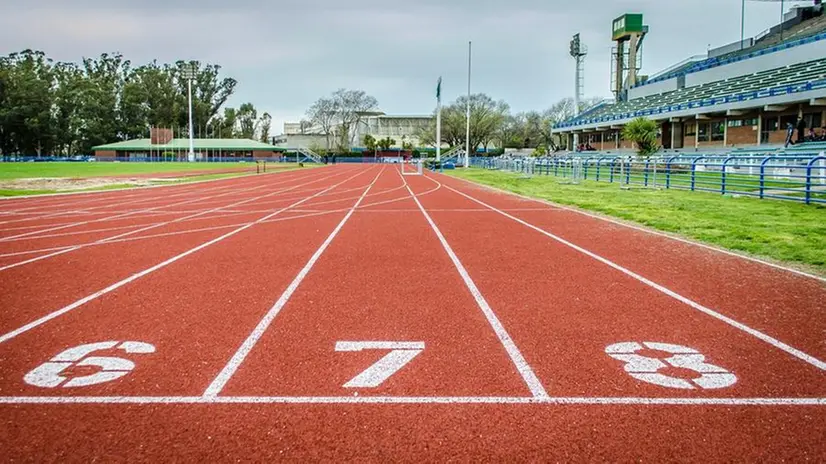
left=475, top=152, right=826, bottom=205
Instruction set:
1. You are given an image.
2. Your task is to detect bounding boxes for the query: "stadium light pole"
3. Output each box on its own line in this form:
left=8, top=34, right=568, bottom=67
left=741, top=0, right=746, bottom=50
left=465, top=41, right=471, bottom=169
left=436, top=77, right=442, bottom=164
left=183, top=64, right=196, bottom=162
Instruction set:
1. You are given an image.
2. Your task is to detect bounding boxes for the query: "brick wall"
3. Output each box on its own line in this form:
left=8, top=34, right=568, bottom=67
left=726, top=125, right=759, bottom=146
left=95, top=150, right=116, bottom=160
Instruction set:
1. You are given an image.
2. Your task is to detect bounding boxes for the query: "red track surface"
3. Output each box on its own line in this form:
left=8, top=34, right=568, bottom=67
left=0, top=165, right=824, bottom=461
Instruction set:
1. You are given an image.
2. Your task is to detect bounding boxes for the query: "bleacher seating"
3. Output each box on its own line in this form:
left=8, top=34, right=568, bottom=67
left=636, top=13, right=826, bottom=88
left=556, top=59, right=826, bottom=129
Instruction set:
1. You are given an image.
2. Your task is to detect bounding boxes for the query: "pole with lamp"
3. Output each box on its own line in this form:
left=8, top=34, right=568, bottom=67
left=182, top=63, right=196, bottom=162
left=436, top=76, right=442, bottom=170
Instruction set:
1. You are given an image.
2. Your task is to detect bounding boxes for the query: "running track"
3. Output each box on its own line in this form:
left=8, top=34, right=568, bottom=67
left=0, top=165, right=824, bottom=461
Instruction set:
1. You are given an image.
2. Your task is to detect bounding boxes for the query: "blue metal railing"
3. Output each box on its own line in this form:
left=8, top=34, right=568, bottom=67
left=473, top=152, right=826, bottom=205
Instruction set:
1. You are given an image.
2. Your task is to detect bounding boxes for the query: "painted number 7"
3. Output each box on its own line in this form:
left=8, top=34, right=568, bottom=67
left=335, top=341, right=424, bottom=388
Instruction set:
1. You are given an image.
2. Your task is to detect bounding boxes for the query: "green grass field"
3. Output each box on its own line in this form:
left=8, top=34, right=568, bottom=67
left=0, top=162, right=273, bottom=180
left=449, top=168, right=826, bottom=274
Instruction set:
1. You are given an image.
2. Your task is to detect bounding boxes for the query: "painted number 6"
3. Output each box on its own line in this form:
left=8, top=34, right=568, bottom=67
left=606, top=341, right=737, bottom=390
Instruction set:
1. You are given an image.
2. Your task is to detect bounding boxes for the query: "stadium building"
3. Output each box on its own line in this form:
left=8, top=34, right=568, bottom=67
left=553, top=4, right=826, bottom=151
left=274, top=113, right=433, bottom=151
left=92, top=128, right=284, bottom=161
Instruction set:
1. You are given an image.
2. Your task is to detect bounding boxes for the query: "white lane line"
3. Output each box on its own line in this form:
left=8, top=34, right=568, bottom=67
left=0, top=395, right=823, bottom=405
left=203, top=167, right=385, bottom=397
left=0, top=175, right=392, bottom=246
left=443, top=183, right=826, bottom=372
left=0, top=165, right=302, bottom=213
left=0, top=166, right=319, bottom=228
left=0, top=183, right=269, bottom=241
left=0, top=176, right=247, bottom=224
left=399, top=169, right=549, bottom=398
left=0, top=169, right=331, bottom=238
left=0, top=210, right=348, bottom=260
left=447, top=175, right=826, bottom=283
left=0, top=169, right=350, bottom=272
left=0, top=167, right=369, bottom=345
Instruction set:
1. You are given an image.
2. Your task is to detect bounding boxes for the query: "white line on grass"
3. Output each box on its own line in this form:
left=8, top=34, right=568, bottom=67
left=203, top=167, right=385, bottom=397
left=0, top=395, right=823, bottom=405
left=443, top=183, right=826, bottom=372
left=0, top=167, right=368, bottom=345
left=399, top=169, right=549, bottom=398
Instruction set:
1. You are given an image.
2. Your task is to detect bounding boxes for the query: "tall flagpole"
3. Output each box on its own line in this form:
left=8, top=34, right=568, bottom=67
left=436, top=76, right=442, bottom=163
left=465, top=41, right=471, bottom=168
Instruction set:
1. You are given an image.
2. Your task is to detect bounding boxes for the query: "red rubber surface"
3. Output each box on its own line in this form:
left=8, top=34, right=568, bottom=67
left=0, top=165, right=824, bottom=461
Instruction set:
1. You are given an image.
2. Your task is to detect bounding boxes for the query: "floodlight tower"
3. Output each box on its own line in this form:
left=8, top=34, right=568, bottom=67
left=182, top=64, right=196, bottom=162
left=569, top=33, right=587, bottom=148
left=611, top=14, right=648, bottom=102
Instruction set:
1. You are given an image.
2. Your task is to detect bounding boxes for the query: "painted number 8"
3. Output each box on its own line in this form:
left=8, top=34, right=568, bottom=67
left=606, top=341, right=737, bottom=390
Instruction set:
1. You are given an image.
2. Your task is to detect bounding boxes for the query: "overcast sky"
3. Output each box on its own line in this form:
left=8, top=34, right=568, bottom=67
left=0, top=0, right=809, bottom=133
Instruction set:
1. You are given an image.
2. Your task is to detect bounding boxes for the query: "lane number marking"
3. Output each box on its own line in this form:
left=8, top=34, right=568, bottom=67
left=335, top=341, right=424, bottom=388
left=24, top=341, right=155, bottom=388
left=606, top=341, right=737, bottom=390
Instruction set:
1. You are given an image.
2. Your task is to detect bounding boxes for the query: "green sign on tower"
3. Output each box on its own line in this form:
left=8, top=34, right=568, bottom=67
left=612, top=14, right=644, bottom=41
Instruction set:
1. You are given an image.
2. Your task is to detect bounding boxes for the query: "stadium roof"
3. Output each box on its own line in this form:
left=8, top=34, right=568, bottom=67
left=92, top=138, right=283, bottom=151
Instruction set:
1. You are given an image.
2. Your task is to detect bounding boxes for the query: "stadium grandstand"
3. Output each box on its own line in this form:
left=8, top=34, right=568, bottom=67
left=553, top=2, right=826, bottom=151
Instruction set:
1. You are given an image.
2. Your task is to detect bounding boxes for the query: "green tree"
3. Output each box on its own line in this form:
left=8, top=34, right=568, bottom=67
left=0, top=50, right=56, bottom=156
left=174, top=60, right=237, bottom=136
left=237, top=103, right=258, bottom=139
left=622, top=117, right=660, bottom=157
left=377, top=137, right=395, bottom=151
left=444, top=93, right=509, bottom=153
left=258, top=112, right=272, bottom=143
left=363, top=134, right=377, bottom=152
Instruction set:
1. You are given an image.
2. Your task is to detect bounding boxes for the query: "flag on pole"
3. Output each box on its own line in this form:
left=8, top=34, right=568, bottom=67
left=436, top=76, right=442, bottom=104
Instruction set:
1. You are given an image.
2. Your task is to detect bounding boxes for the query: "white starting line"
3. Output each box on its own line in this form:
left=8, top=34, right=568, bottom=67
left=0, top=395, right=823, bottom=406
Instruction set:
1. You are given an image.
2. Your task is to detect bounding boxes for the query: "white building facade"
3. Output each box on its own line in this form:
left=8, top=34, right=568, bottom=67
left=274, top=113, right=433, bottom=150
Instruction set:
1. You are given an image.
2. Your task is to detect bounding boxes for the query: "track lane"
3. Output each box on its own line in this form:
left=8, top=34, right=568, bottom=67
left=1, top=401, right=824, bottom=460
left=212, top=166, right=529, bottom=398
left=433, top=172, right=826, bottom=361
left=0, top=166, right=377, bottom=397
left=407, top=173, right=826, bottom=398
left=0, top=169, right=323, bottom=240
left=0, top=168, right=356, bottom=336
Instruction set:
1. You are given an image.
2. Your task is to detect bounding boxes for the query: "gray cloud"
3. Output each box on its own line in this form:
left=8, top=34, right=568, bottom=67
left=0, top=0, right=796, bottom=132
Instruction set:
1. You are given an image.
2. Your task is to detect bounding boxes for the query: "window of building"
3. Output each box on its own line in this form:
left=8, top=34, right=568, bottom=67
left=604, top=130, right=618, bottom=142
left=697, top=123, right=709, bottom=142
left=684, top=122, right=696, bottom=136
left=804, top=112, right=822, bottom=130
left=727, top=118, right=758, bottom=127
left=711, top=121, right=725, bottom=141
